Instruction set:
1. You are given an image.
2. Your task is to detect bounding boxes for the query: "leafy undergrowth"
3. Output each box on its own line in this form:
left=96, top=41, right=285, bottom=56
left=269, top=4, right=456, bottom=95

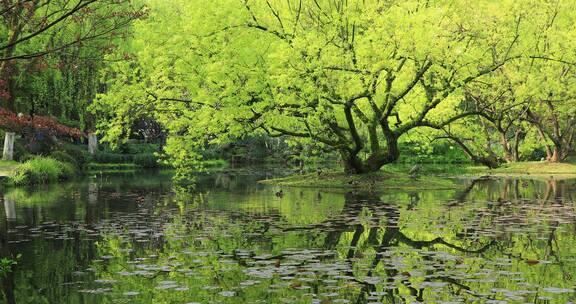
left=259, top=171, right=457, bottom=191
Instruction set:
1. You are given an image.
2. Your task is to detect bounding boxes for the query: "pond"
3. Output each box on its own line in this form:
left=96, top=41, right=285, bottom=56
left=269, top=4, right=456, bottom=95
left=1, top=170, right=576, bottom=303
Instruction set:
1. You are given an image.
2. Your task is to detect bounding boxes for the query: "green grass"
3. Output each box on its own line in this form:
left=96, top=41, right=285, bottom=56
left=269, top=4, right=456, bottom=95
left=384, top=161, right=576, bottom=177
left=259, top=170, right=457, bottom=191
left=484, top=161, right=576, bottom=177
left=261, top=161, right=576, bottom=191
left=8, top=157, right=75, bottom=186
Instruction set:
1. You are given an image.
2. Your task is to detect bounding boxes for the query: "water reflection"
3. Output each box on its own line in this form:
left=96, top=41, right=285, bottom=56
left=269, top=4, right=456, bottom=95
left=3, top=198, right=15, bottom=221
left=0, top=172, right=575, bottom=303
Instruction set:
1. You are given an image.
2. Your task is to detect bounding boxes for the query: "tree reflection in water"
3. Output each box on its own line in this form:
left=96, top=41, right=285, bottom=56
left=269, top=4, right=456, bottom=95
left=0, top=173, right=575, bottom=303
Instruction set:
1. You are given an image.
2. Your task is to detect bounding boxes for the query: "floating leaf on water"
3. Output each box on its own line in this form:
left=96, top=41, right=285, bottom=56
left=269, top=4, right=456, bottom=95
left=123, top=291, right=140, bottom=296
left=218, top=291, right=236, bottom=297
left=94, top=279, right=117, bottom=284
left=542, top=287, right=574, bottom=294
left=420, top=281, right=448, bottom=288
left=239, top=280, right=260, bottom=286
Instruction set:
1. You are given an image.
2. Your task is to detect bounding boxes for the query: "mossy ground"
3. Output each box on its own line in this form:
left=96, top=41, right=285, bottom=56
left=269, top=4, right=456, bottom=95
left=259, top=170, right=457, bottom=191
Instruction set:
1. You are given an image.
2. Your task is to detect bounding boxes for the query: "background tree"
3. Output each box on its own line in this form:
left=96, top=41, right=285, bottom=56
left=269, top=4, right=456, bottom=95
left=0, top=0, right=145, bottom=118
left=436, top=0, right=576, bottom=165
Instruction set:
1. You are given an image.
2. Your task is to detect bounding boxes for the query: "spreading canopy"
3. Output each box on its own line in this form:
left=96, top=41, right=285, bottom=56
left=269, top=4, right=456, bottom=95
left=93, top=0, right=566, bottom=173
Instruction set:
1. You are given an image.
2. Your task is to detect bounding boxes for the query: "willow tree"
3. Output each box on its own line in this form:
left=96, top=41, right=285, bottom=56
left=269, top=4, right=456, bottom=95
left=93, top=0, right=524, bottom=174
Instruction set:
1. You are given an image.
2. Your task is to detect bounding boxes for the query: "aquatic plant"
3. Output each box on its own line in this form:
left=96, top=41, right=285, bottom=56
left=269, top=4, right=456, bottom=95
left=0, top=257, right=17, bottom=278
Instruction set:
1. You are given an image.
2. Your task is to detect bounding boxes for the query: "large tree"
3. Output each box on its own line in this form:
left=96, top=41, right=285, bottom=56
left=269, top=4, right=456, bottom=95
left=94, top=0, right=528, bottom=174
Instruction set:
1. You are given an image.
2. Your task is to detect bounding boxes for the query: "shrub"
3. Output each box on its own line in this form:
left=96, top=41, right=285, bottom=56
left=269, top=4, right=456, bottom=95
left=528, top=148, right=547, bottom=161
left=50, top=151, right=78, bottom=168
left=10, top=157, right=75, bottom=185
left=125, top=143, right=160, bottom=155
left=133, top=153, right=158, bottom=168
left=53, top=143, right=92, bottom=169
left=13, top=139, right=32, bottom=162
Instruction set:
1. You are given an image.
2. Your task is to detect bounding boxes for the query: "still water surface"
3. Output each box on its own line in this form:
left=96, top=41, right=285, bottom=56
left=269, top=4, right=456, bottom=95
left=1, top=170, right=576, bottom=303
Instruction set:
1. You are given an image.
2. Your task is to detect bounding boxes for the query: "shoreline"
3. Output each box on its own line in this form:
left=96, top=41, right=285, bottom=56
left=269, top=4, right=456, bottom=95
left=259, top=161, right=576, bottom=190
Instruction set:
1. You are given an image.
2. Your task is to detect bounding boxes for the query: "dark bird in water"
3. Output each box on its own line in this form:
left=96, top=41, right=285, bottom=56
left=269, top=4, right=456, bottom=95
left=409, top=164, right=422, bottom=177
left=275, top=190, right=284, bottom=198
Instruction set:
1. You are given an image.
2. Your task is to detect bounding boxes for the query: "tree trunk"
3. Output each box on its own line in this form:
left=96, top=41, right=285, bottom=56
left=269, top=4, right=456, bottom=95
left=365, top=135, right=400, bottom=172
left=340, top=137, right=400, bottom=174
left=548, top=146, right=563, bottom=162
left=445, top=134, right=500, bottom=168
left=341, top=151, right=368, bottom=174
left=511, top=130, right=524, bottom=162
left=475, top=156, right=500, bottom=169
left=499, top=134, right=515, bottom=163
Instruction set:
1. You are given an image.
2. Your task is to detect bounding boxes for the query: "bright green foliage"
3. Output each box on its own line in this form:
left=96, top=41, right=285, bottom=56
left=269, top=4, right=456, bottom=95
left=0, top=257, right=16, bottom=278
left=92, top=0, right=576, bottom=174
left=10, top=156, right=75, bottom=185
left=448, top=1, right=576, bottom=164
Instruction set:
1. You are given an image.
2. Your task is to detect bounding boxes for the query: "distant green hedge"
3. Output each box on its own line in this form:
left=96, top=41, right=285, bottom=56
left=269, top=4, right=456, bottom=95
left=133, top=153, right=158, bottom=168
left=92, top=151, right=133, bottom=163
left=51, top=143, right=91, bottom=169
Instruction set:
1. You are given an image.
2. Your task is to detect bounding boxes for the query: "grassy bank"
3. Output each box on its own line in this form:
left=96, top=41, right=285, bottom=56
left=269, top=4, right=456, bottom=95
left=382, top=161, right=576, bottom=177
left=7, top=157, right=75, bottom=186
left=479, top=161, right=576, bottom=178
left=259, top=171, right=457, bottom=191
left=260, top=161, right=576, bottom=191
